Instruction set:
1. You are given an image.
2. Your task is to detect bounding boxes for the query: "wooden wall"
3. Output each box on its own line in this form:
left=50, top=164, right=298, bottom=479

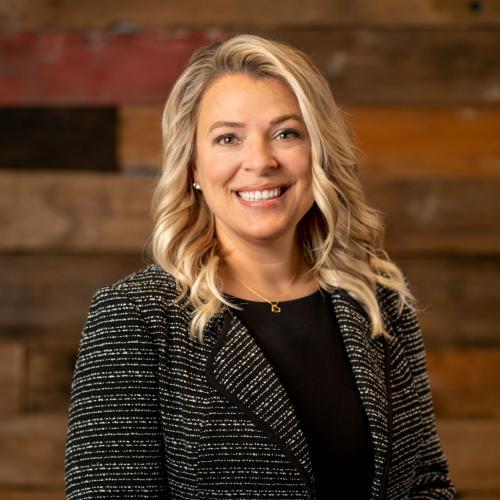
left=1, top=1, right=499, bottom=498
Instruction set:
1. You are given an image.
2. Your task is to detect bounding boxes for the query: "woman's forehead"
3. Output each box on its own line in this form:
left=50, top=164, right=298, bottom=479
left=196, top=74, right=301, bottom=129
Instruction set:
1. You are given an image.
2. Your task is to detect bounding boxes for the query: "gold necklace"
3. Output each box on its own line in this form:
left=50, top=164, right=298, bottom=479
left=232, top=267, right=300, bottom=313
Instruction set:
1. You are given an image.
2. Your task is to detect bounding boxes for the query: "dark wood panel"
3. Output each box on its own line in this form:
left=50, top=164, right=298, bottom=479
left=0, top=0, right=498, bottom=29
left=1, top=29, right=499, bottom=104
left=0, top=342, right=25, bottom=414
left=118, top=104, right=500, bottom=176
left=363, top=175, right=500, bottom=254
left=0, top=255, right=497, bottom=347
left=395, top=256, right=500, bottom=346
left=27, top=347, right=76, bottom=413
left=4, top=171, right=498, bottom=254
left=0, top=108, right=117, bottom=171
left=0, top=254, right=146, bottom=349
left=276, top=28, right=500, bottom=105
left=0, top=492, right=64, bottom=500
left=439, top=418, right=500, bottom=493
left=427, top=348, right=500, bottom=418
left=456, top=493, right=500, bottom=500
left=0, top=413, right=67, bottom=486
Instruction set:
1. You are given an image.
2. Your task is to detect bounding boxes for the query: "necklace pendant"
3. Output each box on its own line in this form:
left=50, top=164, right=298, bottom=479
left=271, top=302, right=281, bottom=313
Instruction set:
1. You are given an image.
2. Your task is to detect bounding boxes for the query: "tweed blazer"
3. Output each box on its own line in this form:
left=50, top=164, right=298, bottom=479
left=64, top=263, right=456, bottom=499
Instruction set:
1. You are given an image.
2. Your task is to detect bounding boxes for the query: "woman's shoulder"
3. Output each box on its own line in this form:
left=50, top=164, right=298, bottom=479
left=91, top=262, right=180, bottom=308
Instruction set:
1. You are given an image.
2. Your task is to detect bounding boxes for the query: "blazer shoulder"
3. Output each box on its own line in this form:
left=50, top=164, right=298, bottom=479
left=94, top=262, right=181, bottom=307
left=375, top=279, right=413, bottom=333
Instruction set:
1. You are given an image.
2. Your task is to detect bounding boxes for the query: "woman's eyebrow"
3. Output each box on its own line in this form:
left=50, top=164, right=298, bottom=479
left=207, top=113, right=304, bottom=134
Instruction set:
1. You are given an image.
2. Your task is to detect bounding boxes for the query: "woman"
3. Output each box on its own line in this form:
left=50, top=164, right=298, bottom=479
left=64, top=34, right=456, bottom=499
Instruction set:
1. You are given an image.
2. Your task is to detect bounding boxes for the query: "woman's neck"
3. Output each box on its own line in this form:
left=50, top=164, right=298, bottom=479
left=218, top=240, right=317, bottom=301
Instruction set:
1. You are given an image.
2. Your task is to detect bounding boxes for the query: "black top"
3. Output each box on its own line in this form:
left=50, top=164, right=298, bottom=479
left=224, top=288, right=374, bottom=499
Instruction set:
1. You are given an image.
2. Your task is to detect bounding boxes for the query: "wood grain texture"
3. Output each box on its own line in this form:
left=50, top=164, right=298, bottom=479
left=0, top=413, right=67, bottom=486
left=27, top=347, right=77, bottom=413
left=0, top=492, right=64, bottom=500
left=427, top=348, right=500, bottom=417
left=397, top=256, right=500, bottom=346
left=277, top=28, right=500, bottom=105
left=0, top=255, right=497, bottom=348
left=118, top=104, right=500, bottom=176
left=439, top=418, right=500, bottom=493
left=0, top=171, right=152, bottom=252
left=1, top=29, right=499, bottom=104
left=0, top=31, right=218, bottom=105
left=0, top=0, right=499, bottom=29
left=4, top=170, right=499, bottom=253
left=118, top=105, right=163, bottom=171
left=351, top=105, right=500, bottom=176
left=0, top=342, right=26, bottom=414
left=363, top=174, right=500, bottom=254
left=0, top=107, right=117, bottom=171
left=0, top=254, right=145, bottom=349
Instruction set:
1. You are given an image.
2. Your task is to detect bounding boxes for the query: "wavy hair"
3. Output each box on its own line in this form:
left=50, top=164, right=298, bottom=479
left=148, top=33, right=419, bottom=343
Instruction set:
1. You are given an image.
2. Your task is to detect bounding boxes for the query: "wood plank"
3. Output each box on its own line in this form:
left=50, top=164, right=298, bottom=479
left=0, top=171, right=152, bottom=252
left=118, top=104, right=500, bottom=176
left=0, top=0, right=499, bottom=29
left=277, top=29, right=500, bottom=105
left=0, top=107, right=117, bottom=171
left=0, top=492, right=64, bottom=500
left=0, top=254, right=145, bottom=349
left=118, top=105, right=162, bottom=171
left=397, top=256, right=500, bottom=346
left=0, top=342, right=26, bottom=414
left=1, top=171, right=499, bottom=253
left=27, top=347, right=76, bottom=413
left=456, top=493, right=500, bottom=500
left=438, top=418, right=500, bottom=493
left=0, top=31, right=216, bottom=105
left=1, top=29, right=499, bottom=104
left=0, top=255, right=498, bottom=347
left=352, top=106, right=500, bottom=176
left=427, top=348, right=500, bottom=418
left=0, top=413, right=67, bottom=486
left=363, top=175, right=500, bottom=254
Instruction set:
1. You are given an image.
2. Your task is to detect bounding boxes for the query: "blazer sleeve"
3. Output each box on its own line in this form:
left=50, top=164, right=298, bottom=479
left=64, top=286, right=170, bottom=499
left=392, top=295, right=457, bottom=499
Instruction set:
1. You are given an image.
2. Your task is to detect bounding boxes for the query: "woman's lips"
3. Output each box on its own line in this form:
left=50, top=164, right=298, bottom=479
left=233, top=186, right=290, bottom=208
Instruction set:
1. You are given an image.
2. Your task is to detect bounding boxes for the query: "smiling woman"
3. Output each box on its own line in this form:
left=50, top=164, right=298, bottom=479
left=192, top=73, right=316, bottom=294
left=65, top=34, right=456, bottom=500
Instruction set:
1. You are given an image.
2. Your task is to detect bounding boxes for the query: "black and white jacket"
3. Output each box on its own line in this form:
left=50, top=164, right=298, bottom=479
left=64, top=263, right=456, bottom=499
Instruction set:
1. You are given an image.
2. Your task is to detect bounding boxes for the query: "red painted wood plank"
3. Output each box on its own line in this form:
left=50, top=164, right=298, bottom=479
left=0, top=31, right=223, bottom=105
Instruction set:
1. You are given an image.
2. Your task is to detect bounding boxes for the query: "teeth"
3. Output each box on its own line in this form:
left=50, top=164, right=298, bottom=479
left=237, top=188, right=282, bottom=201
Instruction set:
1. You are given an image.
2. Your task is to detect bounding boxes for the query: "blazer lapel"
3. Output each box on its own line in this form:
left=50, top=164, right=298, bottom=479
left=205, top=306, right=316, bottom=498
left=205, top=287, right=390, bottom=500
left=330, top=288, right=391, bottom=500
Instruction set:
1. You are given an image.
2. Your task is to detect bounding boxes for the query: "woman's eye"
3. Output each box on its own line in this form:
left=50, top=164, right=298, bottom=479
left=276, top=128, right=301, bottom=140
left=214, top=129, right=301, bottom=145
left=214, top=133, right=238, bottom=145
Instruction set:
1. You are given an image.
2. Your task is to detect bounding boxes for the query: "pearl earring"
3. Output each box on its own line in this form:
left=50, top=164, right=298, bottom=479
left=193, top=181, right=201, bottom=190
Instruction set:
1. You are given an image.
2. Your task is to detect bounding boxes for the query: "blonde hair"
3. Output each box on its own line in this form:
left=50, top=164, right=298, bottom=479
left=148, top=33, right=419, bottom=343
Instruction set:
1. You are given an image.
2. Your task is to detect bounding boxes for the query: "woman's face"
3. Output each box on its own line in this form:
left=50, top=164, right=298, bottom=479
left=193, top=73, right=314, bottom=247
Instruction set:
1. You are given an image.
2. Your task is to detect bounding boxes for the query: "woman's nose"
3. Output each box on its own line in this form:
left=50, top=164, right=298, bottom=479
left=242, top=136, right=278, bottom=171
